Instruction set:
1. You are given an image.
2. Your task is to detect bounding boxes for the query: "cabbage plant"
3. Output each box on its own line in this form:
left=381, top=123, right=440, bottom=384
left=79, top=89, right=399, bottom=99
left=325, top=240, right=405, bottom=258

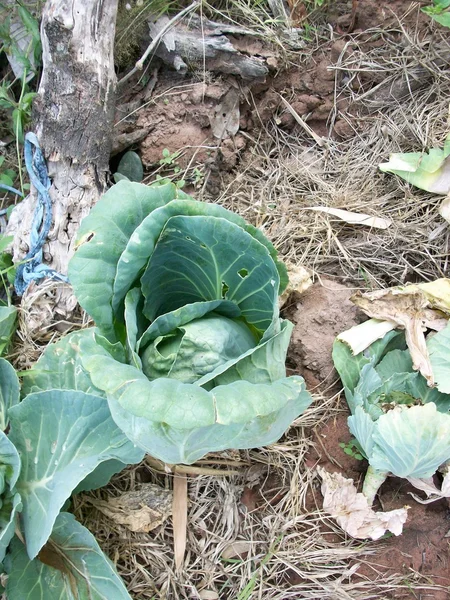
left=333, top=322, right=450, bottom=504
left=26, top=181, right=312, bottom=465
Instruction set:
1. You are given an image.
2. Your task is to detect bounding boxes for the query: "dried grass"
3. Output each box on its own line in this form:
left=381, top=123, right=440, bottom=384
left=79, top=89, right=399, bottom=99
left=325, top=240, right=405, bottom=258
left=9, top=280, right=90, bottom=370
left=213, top=18, right=450, bottom=290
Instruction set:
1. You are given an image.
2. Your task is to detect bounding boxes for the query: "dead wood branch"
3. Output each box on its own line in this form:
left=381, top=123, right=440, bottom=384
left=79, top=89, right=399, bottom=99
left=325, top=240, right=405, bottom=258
left=147, top=14, right=269, bottom=80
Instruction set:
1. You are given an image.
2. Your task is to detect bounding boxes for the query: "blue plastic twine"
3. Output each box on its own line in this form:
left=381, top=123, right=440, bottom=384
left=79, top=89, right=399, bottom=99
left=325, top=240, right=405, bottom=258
left=14, top=132, right=69, bottom=295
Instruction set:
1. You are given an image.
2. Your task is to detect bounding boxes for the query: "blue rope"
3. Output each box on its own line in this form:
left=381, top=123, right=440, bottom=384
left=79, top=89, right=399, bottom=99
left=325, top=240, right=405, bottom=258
left=0, top=186, right=23, bottom=225
left=0, top=184, right=24, bottom=198
left=14, top=132, right=69, bottom=295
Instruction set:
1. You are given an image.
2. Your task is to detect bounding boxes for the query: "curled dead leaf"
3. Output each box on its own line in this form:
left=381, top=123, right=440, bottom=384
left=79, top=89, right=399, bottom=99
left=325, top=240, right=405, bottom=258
left=351, top=287, right=433, bottom=384
left=221, top=540, right=253, bottom=559
left=407, top=464, right=450, bottom=504
left=318, top=467, right=408, bottom=540
left=279, top=263, right=312, bottom=306
left=306, top=206, right=392, bottom=229
left=87, top=483, right=172, bottom=533
left=340, top=279, right=450, bottom=362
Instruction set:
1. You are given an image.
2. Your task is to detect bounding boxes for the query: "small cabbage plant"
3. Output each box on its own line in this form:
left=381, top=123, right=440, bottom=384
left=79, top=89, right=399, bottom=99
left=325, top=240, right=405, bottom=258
left=26, top=181, right=312, bottom=465
left=333, top=321, right=450, bottom=505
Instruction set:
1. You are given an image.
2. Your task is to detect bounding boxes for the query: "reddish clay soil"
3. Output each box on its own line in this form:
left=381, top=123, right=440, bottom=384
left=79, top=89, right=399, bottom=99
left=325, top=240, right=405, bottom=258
left=305, top=413, right=450, bottom=600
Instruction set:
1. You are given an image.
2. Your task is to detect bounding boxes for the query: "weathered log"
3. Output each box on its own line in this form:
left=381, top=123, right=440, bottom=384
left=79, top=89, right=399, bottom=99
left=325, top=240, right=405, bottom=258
left=7, top=0, right=118, bottom=316
left=148, top=14, right=269, bottom=80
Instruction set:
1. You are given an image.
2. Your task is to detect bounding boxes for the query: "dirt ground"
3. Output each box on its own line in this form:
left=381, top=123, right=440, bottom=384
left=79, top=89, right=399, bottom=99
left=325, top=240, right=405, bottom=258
left=13, top=0, right=449, bottom=598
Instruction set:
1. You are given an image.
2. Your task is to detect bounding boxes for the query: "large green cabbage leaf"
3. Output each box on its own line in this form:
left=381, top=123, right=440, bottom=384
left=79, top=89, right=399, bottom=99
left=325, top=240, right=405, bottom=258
left=4, top=512, right=132, bottom=600
left=8, top=390, right=143, bottom=559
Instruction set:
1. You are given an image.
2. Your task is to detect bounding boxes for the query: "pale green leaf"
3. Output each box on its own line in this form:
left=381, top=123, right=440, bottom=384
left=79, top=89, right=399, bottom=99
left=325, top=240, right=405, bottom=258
left=429, top=11, right=450, bottom=27
left=106, top=378, right=311, bottom=464
left=0, top=357, right=19, bottom=430
left=0, top=305, right=17, bottom=356
left=379, top=149, right=450, bottom=194
left=124, top=288, right=143, bottom=370
left=428, top=321, right=450, bottom=393
left=332, top=330, right=406, bottom=398
left=142, top=315, right=255, bottom=382
left=20, top=329, right=108, bottom=398
left=199, top=318, right=292, bottom=386
left=348, top=407, right=375, bottom=460
left=0, top=430, right=22, bottom=562
left=82, top=350, right=311, bottom=464
left=5, top=512, right=132, bottom=599
left=137, top=300, right=240, bottom=350
left=375, top=349, right=413, bottom=381
left=371, top=403, right=450, bottom=478
left=9, top=390, right=144, bottom=558
left=0, top=493, right=21, bottom=563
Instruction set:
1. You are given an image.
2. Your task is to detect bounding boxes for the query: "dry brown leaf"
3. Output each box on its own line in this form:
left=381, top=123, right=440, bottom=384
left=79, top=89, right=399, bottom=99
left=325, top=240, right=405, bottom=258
left=173, top=472, right=188, bottom=571
left=240, top=487, right=260, bottom=512
left=210, top=88, right=240, bottom=139
left=221, top=540, right=253, bottom=559
left=87, top=484, right=172, bottom=533
left=286, top=0, right=306, bottom=26
left=279, top=263, right=312, bottom=306
left=351, top=288, right=434, bottom=384
left=318, top=467, right=408, bottom=540
left=342, top=279, right=450, bottom=366
left=306, top=207, right=392, bottom=229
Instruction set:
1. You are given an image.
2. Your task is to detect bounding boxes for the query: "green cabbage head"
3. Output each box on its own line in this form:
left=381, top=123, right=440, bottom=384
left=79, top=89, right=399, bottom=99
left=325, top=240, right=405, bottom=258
left=63, top=181, right=312, bottom=464
left=333, top=323, right=450, bottom=502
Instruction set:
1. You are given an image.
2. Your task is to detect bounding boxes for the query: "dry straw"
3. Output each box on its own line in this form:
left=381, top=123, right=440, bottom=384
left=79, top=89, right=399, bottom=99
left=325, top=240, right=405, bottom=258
left=215, top=18, right=450, bottom=290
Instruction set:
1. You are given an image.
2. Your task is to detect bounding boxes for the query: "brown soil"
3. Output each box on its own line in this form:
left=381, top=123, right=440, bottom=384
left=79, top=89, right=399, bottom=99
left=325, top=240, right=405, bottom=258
left=114, top=0, right=431, bottom=182
left=284, top=278, right=365, bottom=389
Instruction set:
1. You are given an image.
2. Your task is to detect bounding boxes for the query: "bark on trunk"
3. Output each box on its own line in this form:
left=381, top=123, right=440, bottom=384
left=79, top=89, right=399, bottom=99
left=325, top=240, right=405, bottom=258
left=7, top=0, right=118, bottom=314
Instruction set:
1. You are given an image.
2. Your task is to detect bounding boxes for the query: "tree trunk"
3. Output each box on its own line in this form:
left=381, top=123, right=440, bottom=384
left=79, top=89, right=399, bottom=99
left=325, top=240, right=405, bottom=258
left=7, top=0, right=118, bottom=316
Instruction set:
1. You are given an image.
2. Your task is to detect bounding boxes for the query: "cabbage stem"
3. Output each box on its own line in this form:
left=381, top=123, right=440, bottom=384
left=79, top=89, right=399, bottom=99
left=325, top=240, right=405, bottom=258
left=362, top=466, right=389, bottom=505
